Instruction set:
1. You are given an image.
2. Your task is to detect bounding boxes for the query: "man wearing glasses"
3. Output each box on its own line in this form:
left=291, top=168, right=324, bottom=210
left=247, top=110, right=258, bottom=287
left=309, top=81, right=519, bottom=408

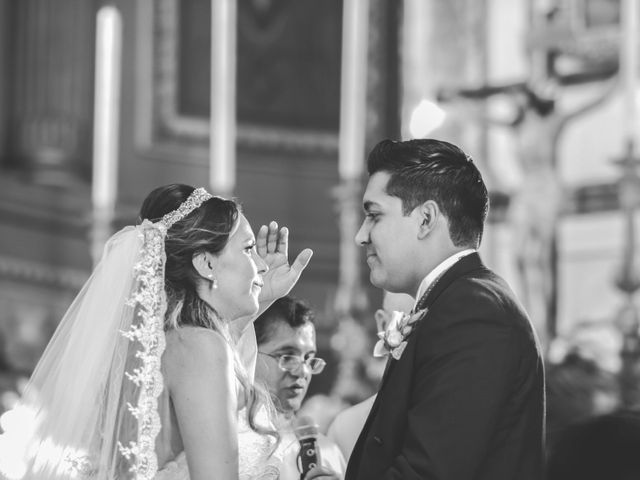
left=255, top=295, right=346, bottom=479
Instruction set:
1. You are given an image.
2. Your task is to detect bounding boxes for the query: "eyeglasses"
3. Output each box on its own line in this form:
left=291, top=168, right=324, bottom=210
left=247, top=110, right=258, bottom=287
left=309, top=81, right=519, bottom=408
left=259, top=352, right=326, bottom=375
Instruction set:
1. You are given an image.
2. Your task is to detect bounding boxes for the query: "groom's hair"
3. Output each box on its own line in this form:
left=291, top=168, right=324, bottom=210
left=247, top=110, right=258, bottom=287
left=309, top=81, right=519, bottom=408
left=255, top=295, right=315, bottom=345
left=367, top=138, right=489, bottom=248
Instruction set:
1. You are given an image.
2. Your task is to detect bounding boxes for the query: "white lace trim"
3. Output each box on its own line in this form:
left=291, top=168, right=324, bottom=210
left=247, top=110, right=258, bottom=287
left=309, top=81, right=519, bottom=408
left=117, top=187, right=213, bottom=479
left=119, top=223, right=167, bottom=479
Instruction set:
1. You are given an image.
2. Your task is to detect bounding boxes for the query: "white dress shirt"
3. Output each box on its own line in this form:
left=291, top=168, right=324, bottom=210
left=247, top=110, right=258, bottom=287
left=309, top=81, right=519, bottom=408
left=413, top=249, right=476, bottom=310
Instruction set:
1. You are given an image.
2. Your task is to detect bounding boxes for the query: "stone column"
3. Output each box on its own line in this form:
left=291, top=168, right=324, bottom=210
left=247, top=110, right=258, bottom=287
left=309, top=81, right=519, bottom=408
left=8, top=0, right=94, bottom=186
left=401, top=0, right=488, bottom=148
left=0, top=1, right=7, bottom=166
left=365, top=0, right=401, bottom=149
left=331, top=0, right=374, bottom=402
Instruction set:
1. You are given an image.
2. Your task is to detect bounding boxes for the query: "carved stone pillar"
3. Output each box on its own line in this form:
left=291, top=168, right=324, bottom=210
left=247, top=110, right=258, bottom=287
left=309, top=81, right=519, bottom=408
left=401, top=0, right=488, bottom=149
left=8, top=0, right=94, bottom=186
left=400, top=0, right=492, bottom=237
left=458, top=0, right=489, bottom=169
left=329, top=0, right=403, bottom=403
left=0, top=1, right=8, bottom=165
left=365, top=0, right=401, bottom=150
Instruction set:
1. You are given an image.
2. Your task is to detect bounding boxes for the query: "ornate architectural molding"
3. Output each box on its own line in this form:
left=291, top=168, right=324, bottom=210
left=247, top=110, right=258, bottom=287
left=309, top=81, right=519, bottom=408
left=528, top=0, right=620, bottom=78
left=0, top=255, right=88, bottom=291
left=8, top=0, right=94, bottom=185
left=142, top=0, right=339, bottom=158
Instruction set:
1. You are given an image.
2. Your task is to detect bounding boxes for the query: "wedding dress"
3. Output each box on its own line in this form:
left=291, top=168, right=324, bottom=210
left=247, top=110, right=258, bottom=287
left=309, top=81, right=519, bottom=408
left=155, top=407, right=282, bottom=480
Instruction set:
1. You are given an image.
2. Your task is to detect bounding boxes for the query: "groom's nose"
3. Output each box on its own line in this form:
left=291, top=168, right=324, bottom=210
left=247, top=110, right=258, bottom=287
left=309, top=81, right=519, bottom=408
left=355, top=221, right=370, bottom=246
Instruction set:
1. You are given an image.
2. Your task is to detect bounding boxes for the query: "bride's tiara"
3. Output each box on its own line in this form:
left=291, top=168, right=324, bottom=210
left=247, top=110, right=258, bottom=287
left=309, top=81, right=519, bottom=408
left=159, top=187, right=214, bottom=230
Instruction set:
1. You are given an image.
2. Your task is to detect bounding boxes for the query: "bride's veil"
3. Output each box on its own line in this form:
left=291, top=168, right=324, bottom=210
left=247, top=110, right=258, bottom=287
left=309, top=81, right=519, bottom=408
left=0, top=222, right=168, bottom=480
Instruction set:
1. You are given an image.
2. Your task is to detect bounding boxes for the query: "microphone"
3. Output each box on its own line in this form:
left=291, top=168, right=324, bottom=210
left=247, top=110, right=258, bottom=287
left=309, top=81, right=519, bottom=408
left=293, top=416, right=321, bottom=480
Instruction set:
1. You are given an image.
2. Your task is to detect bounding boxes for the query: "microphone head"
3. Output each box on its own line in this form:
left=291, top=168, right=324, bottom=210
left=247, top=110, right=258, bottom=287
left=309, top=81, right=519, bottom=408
left=293, top=416, right=319, bottom=440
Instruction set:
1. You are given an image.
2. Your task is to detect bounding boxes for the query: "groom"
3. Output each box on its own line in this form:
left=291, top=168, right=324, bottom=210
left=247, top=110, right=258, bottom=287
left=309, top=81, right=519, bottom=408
left=345, top=139, right=545, bottom=480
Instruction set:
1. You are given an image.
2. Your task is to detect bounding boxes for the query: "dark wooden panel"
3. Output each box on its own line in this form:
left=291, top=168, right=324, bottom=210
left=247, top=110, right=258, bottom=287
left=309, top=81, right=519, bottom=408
left=5, top=0, right=95, bottom=182
left=0, top=0, right=9, bottom=167
left=177, top=0, right=342, bottom=130
left=142, top=0, right=340, bottom=155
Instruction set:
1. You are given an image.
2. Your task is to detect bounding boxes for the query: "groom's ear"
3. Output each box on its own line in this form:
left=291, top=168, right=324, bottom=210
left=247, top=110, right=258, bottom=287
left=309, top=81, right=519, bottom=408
left=416, top=201, right=438, bottom=240
left=192, top=251, right=217, bottom=280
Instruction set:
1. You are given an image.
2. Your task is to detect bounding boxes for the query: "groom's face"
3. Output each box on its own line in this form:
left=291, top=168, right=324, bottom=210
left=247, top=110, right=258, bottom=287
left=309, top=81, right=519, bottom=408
left=356, top=171, right=423, bottom=295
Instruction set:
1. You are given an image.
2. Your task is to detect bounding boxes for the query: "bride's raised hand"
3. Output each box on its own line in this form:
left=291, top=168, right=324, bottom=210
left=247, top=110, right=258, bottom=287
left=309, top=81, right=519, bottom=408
left=256, top=221, right=313, bottom=304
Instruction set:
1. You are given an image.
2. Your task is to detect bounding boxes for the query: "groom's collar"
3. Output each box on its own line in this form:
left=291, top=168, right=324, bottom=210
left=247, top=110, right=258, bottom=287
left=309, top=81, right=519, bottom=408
left=413, top=249, right=477, bottom=311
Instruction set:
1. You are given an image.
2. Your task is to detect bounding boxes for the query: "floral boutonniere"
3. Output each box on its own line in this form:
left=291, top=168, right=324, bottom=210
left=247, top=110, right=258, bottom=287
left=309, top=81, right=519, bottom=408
left=373, top=308, right=427, bottom=360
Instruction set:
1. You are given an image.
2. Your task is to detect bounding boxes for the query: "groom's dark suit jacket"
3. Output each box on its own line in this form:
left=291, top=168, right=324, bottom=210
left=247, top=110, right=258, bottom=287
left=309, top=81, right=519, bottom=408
left=345, top=253, right=545, bottom=480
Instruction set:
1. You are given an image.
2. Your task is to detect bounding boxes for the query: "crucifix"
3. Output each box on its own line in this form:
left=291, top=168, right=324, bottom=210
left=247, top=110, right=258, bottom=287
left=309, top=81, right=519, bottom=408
left=437, top=2, right=618, bottom=346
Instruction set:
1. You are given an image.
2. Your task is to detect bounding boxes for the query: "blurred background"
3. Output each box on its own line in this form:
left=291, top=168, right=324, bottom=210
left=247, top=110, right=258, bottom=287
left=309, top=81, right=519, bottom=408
left=0, top=0, right=636, bottom=453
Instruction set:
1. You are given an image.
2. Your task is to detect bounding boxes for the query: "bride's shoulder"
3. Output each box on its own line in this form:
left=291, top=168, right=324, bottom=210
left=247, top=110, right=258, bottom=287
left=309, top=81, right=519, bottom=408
left=165, top=325, right=227, bottom=344
left=163, top=327, right=233, bottom=373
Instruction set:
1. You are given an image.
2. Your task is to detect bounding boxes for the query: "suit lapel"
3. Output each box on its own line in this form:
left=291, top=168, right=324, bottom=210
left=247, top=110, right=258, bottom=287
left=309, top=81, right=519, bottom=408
left=346, top=253, right=486, bottom=478
left=378, top=253, right=485, bottom=389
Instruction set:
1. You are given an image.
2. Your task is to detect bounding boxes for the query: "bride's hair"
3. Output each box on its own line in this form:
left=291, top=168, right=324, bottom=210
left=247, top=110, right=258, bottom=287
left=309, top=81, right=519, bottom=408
left=139, top=183, right=277, bottom=439
left=140, top=183, right=238, bottom=330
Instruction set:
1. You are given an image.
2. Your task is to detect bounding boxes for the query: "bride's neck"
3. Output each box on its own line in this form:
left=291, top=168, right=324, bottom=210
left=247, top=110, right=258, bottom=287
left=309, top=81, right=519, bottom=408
left=228, top=316, right=253, bottom=344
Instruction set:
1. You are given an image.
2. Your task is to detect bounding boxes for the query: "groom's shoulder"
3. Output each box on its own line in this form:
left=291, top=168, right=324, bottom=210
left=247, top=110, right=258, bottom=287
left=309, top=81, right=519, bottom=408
left=436, top=267, right=529, bottom=324
left=422, top=274, right=539, bottom=362
left=445, top=265, right=511, bottom=299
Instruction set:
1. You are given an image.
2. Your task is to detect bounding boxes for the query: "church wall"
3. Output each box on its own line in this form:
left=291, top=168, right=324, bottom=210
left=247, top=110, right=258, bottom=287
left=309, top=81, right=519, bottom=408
left=0, top=0, right=401, bottom=402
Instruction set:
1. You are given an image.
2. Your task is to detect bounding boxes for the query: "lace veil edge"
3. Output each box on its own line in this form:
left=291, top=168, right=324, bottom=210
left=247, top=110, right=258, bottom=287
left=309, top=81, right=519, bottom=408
left=0, top=188, right=213, bottom=480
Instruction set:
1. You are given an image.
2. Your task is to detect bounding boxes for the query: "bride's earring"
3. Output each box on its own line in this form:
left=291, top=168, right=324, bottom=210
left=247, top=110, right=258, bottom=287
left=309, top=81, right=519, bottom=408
left=207, top=273, right=218, bottom=289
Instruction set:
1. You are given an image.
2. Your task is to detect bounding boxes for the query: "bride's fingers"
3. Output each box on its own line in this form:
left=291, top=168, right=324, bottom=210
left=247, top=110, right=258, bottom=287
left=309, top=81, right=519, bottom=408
left=277, top=226, right=289, bottom=256
left=256, top=225, right=268, bottom=258
left=290, top=248, right=313, bottom=276
left=267, top=221, right=278, bottom=253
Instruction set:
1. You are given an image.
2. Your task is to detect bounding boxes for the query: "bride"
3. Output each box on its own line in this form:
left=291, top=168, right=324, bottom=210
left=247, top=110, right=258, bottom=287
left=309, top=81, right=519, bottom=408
left=0, top=184, right=313, bottom=480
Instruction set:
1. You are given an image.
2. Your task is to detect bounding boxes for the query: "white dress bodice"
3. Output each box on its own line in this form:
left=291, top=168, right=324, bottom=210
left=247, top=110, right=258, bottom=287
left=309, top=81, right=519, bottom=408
left=154, top=408, right=282, bottom=480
